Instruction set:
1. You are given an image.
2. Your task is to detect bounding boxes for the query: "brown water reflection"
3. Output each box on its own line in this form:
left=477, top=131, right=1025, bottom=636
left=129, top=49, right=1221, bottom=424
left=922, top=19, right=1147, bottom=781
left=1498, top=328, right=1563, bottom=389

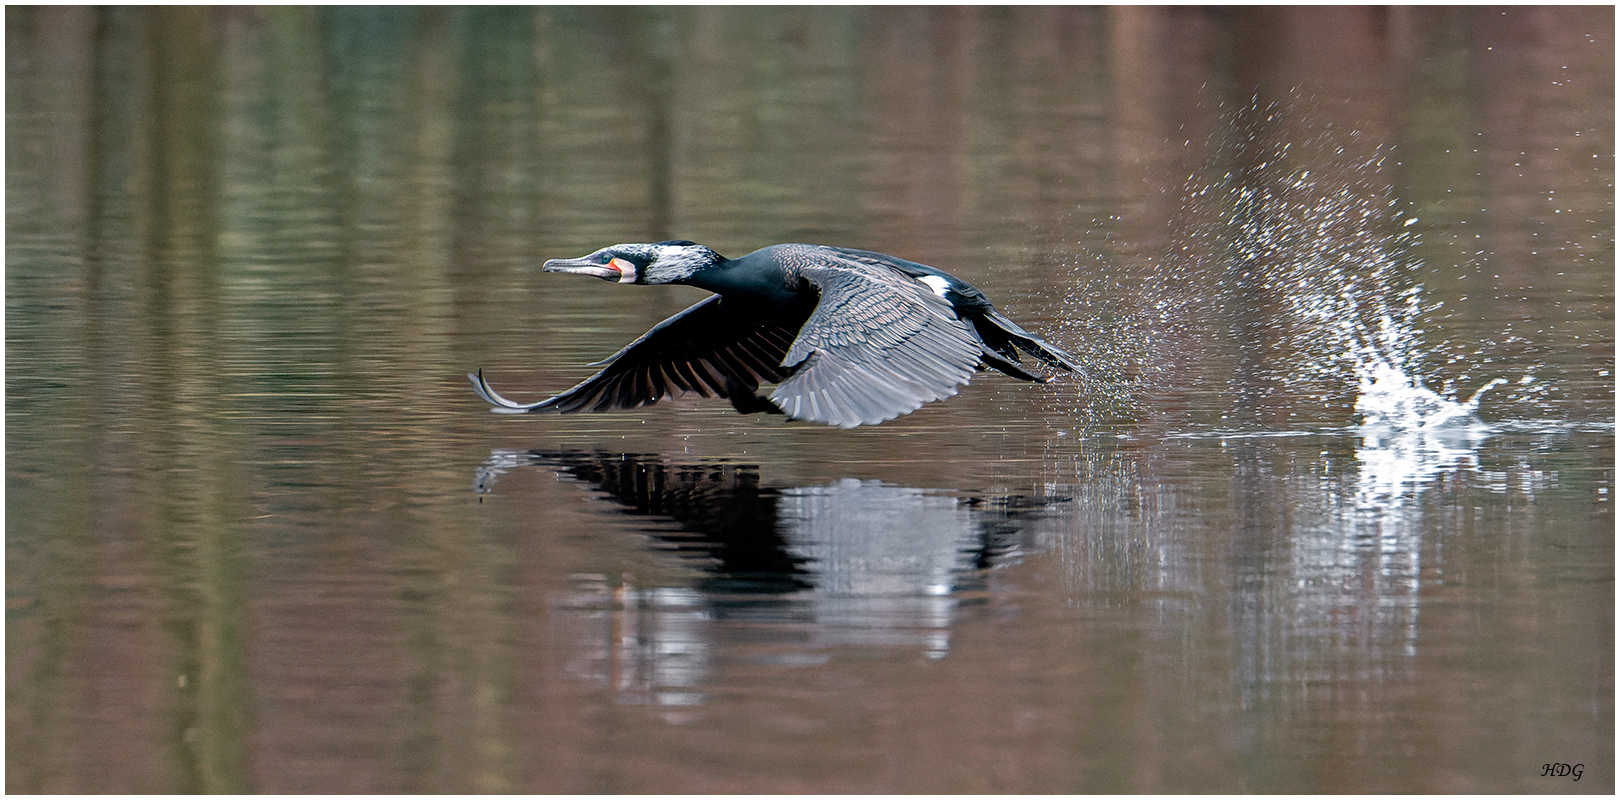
left=7, top=6, right=1613, bottom=793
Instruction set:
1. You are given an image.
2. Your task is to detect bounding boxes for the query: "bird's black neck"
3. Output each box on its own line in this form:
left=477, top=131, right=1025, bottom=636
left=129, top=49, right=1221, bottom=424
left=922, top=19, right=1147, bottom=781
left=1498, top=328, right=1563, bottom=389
left=682, top=255, right=808, bottom=312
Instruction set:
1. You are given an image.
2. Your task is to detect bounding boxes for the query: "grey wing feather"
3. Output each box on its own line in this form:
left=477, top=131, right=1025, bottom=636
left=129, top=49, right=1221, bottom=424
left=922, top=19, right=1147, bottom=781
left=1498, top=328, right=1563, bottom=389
left=819, top=246, right=1081, bottom=375
left=770, top=252, right=982, bottom=427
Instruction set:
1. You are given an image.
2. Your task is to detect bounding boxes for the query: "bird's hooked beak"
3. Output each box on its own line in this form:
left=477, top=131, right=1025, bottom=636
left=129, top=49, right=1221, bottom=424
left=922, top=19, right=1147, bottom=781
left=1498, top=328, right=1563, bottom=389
left=543, top=256, right=639, bottom=284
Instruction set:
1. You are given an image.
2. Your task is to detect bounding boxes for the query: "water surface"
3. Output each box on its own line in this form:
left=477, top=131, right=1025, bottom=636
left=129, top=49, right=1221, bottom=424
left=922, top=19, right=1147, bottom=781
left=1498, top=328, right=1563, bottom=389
left=7, top=7, right=1613, bottom=793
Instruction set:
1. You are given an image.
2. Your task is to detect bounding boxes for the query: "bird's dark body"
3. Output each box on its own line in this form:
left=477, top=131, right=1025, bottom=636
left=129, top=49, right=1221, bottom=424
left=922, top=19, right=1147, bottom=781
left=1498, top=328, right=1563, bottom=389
left=471, top=242, right=1079, bottom=428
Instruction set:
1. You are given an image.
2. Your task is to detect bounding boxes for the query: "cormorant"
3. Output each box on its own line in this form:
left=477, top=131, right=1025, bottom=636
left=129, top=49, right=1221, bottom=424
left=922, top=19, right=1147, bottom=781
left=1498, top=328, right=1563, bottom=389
left=470, top=241, right=1079, bottom=428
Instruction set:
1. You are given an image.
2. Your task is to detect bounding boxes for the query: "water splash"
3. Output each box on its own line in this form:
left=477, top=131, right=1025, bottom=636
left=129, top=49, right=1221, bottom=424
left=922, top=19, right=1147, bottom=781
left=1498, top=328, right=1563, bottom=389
left=1337, top=279, right=1507, bottom=434
left=1070, top=96, right=1529, bottom=440
left=1354, top=360, right=1504, bottom=434
left=1212, top=114, right=1517, bottom=503
left=1059, top=95, right=1546, bottom=504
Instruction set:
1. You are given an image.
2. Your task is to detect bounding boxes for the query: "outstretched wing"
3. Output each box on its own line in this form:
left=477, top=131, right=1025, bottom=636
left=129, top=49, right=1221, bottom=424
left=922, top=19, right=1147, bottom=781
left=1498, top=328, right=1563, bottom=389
left=471, top=295, right=800, bottom=414
left=768, top=251, right=983, bottom=428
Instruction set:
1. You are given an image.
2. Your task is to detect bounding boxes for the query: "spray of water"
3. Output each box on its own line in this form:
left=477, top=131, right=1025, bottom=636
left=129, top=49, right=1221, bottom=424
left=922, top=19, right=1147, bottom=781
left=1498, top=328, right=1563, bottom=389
left=1065, top=97, right=1513, bottom=438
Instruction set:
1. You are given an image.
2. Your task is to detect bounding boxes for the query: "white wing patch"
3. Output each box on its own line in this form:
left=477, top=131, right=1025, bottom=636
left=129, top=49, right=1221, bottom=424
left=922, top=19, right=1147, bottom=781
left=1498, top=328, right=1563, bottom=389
left=916, top=275, right=951, bottom=297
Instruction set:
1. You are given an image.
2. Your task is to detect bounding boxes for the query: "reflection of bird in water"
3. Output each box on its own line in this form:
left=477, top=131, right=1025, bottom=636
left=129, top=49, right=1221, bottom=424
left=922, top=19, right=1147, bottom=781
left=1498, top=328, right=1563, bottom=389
left=478, top=448, right=1068, bottom=679
left=470, top=242, right=1080, bottom=427
left=476, top=449, right=1064, bottom=600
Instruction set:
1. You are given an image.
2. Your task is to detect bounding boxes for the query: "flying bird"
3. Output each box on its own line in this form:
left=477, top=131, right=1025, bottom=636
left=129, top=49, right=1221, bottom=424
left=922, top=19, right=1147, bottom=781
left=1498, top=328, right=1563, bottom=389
left=470, top=241, right=1079, bottom=428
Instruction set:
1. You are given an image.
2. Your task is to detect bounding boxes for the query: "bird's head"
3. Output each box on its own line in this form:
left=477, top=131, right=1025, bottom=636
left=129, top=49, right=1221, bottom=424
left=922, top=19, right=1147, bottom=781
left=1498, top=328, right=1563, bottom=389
left=542, top=241, right=722, bottom=285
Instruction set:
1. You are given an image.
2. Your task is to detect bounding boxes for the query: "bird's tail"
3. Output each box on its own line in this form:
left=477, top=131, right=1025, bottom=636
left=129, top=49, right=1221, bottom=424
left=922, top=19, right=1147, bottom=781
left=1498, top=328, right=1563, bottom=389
left=969, top=311, right=1082, bottom=382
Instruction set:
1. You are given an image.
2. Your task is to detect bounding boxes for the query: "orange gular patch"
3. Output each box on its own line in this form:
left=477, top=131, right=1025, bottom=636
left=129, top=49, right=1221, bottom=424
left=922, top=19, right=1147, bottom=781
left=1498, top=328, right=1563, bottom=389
left=609, top=257, right=639, bottom=283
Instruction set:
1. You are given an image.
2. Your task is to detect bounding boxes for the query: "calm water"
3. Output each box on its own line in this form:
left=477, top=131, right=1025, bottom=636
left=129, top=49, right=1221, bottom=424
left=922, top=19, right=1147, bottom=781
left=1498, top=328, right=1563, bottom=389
left=7, top=7, right=1613, bottom=793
